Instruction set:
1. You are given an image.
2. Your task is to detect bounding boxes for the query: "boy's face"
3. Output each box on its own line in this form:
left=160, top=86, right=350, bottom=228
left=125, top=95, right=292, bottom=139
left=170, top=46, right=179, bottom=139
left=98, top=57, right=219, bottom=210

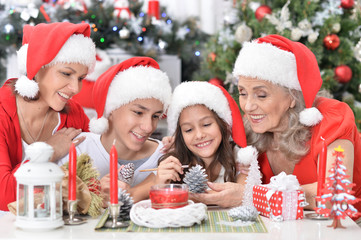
left=109, top=98, right=164, bottom=152
left=178, top=104, right=222, bottom=167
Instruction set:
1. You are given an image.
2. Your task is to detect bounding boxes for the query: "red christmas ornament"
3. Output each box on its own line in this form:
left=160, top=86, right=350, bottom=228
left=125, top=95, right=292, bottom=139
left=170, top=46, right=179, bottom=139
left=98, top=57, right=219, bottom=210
left=255, top=5, right=272, bottom=21
left=341, top=0, right=354, bottom=9
left=323, top=34, right=340, bottom=50
left=334, top=65, right=352, bottom=83
left=208, top=78, right=224, bottom=87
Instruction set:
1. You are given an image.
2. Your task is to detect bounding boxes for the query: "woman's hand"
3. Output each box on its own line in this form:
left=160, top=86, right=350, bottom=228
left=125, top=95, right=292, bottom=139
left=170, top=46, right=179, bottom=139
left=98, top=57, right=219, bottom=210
left=160, top=136, right=175, bottom=153
left=190, top=182, right=244, bottom=208
left=156, top=156, right=183, bottom=184
left=47, top=128, right=85, bottom=162
left=236, top=162, right=250, bottom=175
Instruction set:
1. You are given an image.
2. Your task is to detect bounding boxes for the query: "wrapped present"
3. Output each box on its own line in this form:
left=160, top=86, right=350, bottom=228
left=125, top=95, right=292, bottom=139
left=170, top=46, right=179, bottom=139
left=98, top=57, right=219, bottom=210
left=253, top=172, right=308, bottom=221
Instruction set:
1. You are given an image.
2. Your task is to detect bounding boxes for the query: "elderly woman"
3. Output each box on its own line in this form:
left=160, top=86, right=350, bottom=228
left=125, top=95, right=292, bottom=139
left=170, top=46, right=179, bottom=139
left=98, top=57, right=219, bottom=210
left=193, top=35, right=361, bottom=223
left=0, top=22, right=96, bottom=211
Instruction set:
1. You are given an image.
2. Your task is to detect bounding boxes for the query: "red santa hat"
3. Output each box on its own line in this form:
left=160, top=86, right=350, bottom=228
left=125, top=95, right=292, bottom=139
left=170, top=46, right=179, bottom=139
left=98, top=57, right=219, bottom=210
left=89, top=57, right=172, bottom=134
left=233, top=34, right=323, bottom=126
left=167, top=81, right=257, bottom=164
left=16, top=22, right=96, bottom=98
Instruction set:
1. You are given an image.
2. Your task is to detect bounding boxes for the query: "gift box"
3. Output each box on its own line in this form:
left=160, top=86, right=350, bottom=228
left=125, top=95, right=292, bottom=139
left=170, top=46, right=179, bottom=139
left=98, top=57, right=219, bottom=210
left=253, top=172, right=307, bottom=221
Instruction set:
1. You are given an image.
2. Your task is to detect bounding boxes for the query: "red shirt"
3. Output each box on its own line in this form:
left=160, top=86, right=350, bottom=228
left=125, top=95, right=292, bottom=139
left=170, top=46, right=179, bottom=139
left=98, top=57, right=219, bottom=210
left=0, top=79, right=89, bottom=211
left=259, top=97, right=361, bottom=219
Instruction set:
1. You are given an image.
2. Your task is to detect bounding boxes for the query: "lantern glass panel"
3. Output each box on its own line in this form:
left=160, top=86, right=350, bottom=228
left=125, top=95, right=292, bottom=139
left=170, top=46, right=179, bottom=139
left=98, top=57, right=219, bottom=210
left=18, top=184, right=27, bottom=217
left=56, top=182, right=62, bottom=217
left=34, top=185, right=50, bottom=218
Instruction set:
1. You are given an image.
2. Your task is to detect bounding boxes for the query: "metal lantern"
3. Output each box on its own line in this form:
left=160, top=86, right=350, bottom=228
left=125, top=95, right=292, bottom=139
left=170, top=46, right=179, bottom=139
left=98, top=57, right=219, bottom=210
left=14, top=142, right=64, bottom=230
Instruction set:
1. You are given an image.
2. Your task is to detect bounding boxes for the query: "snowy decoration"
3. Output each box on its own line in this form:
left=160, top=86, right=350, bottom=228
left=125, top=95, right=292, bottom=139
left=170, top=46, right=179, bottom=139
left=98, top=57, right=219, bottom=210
left=354, top=38, right=361, bottom=62
left=291, top=28, right=303, bottom=41
left=20, top=3, right=39, bottom=21
left=265, top=0, right=292, bottom=33
left=291, top=19, right=318, bottom=42
left=176, top=26, right=189, bottom=40
left=316, top=146, right=361, bottom=228
left=248, top=1, right=261, bottom=12
left=117, top=189, right=134, bottom=221
left=113, top=0, right=131, bottom=20
left=118, top=27, right=130, bottom=39
left=228, top=205, right=259, bottom=221
left=218, top=27, right=235, bottom=51
left=183, top=165, right=208, bottom=193
left=224, top=7, right=239, bottom=25
left=312, top=0, right=343, bottom=26
left=234, top=23, right=253, bottom=44
left=332, top=22, right=341, bottom=33
left=152, top=18, right=173, bottom=35
left=128, top=17, right=143, bottom=35
left=58, top=0, right=86, bottom=12
left=307, top=31, right=319, bottom=44
left=118, top=163, right=134, bottom=185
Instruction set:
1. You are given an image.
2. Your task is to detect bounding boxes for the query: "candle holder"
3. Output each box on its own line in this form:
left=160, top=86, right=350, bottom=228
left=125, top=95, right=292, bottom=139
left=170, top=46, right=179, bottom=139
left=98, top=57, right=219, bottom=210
left=63, top=200, right=87, bottom=225
left=305, top=200, right=330, bottom=220
left=104, top=202, right=129, bottom=228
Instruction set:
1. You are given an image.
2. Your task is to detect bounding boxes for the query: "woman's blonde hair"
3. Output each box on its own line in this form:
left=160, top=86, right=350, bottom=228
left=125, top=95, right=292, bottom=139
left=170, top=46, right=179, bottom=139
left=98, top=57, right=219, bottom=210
left=243, top=88, right=316, bottom=163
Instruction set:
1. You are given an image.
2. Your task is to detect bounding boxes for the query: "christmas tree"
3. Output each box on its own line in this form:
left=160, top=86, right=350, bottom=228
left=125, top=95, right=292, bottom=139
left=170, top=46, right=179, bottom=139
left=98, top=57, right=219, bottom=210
left=315, top=146, right=360, bottom=229
left=194, top=0, right=361, bottom=130
left=0, top=0, right=208, bottom=83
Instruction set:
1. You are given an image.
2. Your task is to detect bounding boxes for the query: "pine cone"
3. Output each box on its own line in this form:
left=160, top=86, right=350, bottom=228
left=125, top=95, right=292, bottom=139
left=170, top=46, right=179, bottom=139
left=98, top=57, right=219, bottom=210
left=228, top=205, right=259, bottom=222
left=183, top=164, right=208, bottom=193
left=118, top=163, right=135, bottom=185
left=117, top=189, right=134, bottom=221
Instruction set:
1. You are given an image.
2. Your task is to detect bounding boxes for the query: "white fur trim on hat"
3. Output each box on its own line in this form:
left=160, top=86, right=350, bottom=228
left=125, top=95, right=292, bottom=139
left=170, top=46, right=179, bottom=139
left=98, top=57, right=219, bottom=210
left=235, top=145, right=258, bottom=166
left=167, top=81, right=232, bottom=136
left=299, top=107, right=323, bottom=126
left=47, top=34, right=96, bottom=73
left=104, top=66, right=172, bottom=117
left=14, top=75, right=39, bottom=98
left=17, top=44, right=28, bottom=75
left=233, top=41, right=301, bottom=91
left=86, top=49, right=112, bottom=81
left=89, top=116, right=109, bottom=134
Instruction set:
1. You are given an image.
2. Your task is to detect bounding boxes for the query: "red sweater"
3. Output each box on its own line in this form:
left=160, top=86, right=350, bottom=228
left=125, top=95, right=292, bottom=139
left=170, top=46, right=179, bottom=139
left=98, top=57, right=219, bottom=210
left=0, top=79, right=89, bottom=211
left=259, top=97, right=361, bottom=219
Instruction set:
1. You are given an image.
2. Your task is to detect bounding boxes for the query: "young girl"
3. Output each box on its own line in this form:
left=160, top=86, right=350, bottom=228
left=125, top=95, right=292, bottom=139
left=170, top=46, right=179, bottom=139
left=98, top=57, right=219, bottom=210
left=58, top=57, right=172, bottom=204
left=155, top=81, right=256, bottom=206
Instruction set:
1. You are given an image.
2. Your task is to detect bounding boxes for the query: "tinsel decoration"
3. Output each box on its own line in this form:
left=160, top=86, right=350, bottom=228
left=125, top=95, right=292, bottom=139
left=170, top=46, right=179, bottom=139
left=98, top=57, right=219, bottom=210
left=183, top=165, right=208, bottom=193
left=118, top=163, right=135, bottom=185
left=117, top=189, right=134, bottom=221
left=228, top=205, right=259, bottom=222
left=354, top=38, right=361, bottom=61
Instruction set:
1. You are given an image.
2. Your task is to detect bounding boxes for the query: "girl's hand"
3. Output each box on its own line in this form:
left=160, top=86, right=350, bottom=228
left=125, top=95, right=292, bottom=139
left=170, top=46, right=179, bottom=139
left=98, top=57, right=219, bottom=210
left=160, top=136, right=175, bottom=153
left=156, top=156, right=183, bottom=184
left=47, top=128, right=85, bottom=162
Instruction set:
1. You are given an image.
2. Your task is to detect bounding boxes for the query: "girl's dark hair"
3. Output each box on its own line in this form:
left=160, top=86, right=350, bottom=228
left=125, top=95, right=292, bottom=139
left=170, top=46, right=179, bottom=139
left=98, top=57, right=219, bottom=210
left=159, top=108, right=237, bottom=183
left=9, top=78, right=69, bottom=113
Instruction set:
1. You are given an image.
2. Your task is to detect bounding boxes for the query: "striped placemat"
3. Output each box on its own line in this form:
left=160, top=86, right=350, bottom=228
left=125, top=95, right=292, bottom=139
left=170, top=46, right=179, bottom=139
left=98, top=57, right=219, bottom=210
left=95, top=209, right=267, bottom=233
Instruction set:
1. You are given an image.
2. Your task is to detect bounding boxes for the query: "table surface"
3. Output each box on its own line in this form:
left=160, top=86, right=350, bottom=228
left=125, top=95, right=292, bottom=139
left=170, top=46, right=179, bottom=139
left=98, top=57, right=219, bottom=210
left=0, top=210, right=360, bottom=240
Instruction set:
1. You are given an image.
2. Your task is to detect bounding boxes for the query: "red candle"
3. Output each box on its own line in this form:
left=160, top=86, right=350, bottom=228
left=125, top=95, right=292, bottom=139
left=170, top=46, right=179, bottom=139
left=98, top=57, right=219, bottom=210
left=148, top=0, right=160, bottom=19
left=317, top=136, right=327, bottom=196
left=110, top=141, right=118, bottom=204
left=68, top=143, right=77, bottom=201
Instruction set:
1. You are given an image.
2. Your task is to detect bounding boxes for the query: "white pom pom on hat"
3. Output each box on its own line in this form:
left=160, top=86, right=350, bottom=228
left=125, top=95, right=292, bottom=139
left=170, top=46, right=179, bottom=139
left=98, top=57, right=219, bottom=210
left=233, top=34, right=323, bottom=126
left=89, top=57, right=172, bottom=135
left=15, top=22, right=96, bottom=98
